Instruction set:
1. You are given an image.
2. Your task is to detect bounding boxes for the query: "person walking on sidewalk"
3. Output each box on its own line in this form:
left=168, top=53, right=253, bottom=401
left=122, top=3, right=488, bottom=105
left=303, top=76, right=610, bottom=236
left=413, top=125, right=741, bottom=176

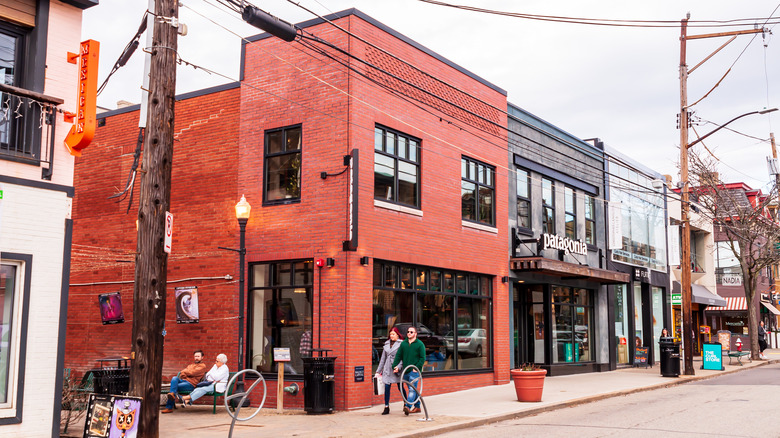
left=376, top=327, right=403, bottom=415
left=758, top=321, right=768, bottom=359
left=162, top=350, right=208, bottom=413
left=393, top=326, right=425, bottom=415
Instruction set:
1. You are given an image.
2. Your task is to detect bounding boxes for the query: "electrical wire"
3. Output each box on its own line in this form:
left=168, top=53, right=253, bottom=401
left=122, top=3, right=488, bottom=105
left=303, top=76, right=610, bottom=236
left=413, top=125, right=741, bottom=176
left=96, top=11, right=149, bottom=96
left=415, top=0, right=780, bottom=29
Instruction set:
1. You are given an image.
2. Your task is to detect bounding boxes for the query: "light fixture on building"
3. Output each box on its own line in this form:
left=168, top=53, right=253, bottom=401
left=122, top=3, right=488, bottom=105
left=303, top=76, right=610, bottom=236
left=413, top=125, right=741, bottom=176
left=360, top=256, right=370, bottom=266
left=326, top=258, right=335, bottom=268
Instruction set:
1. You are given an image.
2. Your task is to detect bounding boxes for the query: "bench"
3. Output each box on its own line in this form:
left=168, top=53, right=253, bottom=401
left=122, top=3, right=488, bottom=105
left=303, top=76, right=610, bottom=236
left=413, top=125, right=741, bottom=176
left=175, top=372, right=236, bottom=414
left=726, top=350, right=751, bottom=365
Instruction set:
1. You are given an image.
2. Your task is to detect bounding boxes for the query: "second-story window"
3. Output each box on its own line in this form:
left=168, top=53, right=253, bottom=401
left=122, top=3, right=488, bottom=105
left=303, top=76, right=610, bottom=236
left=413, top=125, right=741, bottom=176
left=264, top=125, right=302, bottom=203
left=564, top=187, right=576, bottom=240
left=516, top=168, right=531, bottom=230
left=0, top=23, right=33, bottom=159
left=461, top=157, right=495, bottom=226
left=585, top=196, right=596, bottom=245
left=374, top=126, right=420, bottom=208
left=542, top=178, right=555, bottom=234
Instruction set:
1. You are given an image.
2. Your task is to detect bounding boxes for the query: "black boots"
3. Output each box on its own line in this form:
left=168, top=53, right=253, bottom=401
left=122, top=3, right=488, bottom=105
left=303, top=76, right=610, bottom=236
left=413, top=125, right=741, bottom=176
left=382, top=406, right=390, bottom=415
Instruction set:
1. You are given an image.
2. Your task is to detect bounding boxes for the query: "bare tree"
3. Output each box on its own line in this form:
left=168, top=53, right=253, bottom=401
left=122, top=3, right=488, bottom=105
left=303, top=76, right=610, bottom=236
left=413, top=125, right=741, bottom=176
left=688, top=150, right=780, bottom=359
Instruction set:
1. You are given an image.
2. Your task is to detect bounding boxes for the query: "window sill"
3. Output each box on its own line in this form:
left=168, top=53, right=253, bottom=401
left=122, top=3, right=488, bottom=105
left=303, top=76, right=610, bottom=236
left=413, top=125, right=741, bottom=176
left=462, top=220, right=497, bottom=234
left=374, top=199, right=423, bottom=217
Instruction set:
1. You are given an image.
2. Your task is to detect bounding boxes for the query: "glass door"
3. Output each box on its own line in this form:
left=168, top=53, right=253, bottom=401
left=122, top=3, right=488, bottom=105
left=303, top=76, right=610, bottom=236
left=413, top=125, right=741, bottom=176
left=615, top=285, right=630, bottom=364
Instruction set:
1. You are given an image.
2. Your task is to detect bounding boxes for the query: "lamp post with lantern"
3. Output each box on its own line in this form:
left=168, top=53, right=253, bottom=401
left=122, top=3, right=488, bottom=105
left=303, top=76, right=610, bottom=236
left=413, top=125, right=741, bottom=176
left=220, top=195, right=251, bottom=404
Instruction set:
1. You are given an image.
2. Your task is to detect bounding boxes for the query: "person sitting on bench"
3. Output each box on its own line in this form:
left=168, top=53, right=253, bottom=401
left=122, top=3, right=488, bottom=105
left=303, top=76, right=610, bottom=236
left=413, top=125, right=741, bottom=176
left=181, top=353, right=229, bottom=406
left=162, top=350, right=208, bottom=413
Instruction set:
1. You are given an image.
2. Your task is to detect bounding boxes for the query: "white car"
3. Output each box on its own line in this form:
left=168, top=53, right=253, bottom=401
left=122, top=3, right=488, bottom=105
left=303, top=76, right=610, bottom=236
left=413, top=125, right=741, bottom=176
left=445, top=329, right=487, bottom=357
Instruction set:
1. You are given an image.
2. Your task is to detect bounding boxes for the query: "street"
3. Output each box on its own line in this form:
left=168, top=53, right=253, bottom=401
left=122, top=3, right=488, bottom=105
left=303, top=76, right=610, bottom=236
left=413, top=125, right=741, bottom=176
left=436, top=364, right=780, bottom=438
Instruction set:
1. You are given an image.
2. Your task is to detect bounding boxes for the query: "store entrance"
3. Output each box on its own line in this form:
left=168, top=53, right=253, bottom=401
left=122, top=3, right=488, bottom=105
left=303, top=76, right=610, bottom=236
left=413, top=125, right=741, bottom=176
left=513, top=283, right=545, bottom=368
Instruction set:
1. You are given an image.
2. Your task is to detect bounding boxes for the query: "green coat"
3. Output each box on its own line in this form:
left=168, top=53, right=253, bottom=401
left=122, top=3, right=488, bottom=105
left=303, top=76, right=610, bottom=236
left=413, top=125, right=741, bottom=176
left=392, top=338, right=426, bottom=372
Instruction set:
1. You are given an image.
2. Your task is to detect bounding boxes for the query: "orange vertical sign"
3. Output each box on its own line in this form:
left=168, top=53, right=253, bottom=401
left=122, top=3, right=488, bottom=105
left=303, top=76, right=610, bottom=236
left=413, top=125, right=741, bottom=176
left=64, top=39, right=99, bottom=156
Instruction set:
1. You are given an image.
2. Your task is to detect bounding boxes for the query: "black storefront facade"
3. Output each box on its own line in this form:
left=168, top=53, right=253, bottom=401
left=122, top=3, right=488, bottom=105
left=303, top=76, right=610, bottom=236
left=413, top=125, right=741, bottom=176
left=506, top=105, right=630, bottom=376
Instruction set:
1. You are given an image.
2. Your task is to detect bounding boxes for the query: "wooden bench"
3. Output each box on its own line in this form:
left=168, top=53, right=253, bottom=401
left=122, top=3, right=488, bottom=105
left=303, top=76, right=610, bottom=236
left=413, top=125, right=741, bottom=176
left=175, top=372, right=236, bottom=414
left=726, top=350, right=751, bottom=365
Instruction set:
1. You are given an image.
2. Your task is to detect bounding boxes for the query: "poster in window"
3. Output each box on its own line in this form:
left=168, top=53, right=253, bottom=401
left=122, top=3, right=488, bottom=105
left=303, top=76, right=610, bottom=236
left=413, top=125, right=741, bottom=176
left=83, top=394, right=142, bottom=438
left=98, top=292, right=124, bottom=325
left=175, top=286, right=199, bottom=324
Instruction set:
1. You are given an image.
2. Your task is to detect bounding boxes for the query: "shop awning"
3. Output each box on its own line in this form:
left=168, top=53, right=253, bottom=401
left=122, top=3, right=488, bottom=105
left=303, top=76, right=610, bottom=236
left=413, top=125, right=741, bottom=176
left=510, top=257, right=630, bottom=284
left=706, top=296, right=746, bottom=311
left=672, top=281, right=727, bottom=307
left=761, top=301, right=780, bottom=315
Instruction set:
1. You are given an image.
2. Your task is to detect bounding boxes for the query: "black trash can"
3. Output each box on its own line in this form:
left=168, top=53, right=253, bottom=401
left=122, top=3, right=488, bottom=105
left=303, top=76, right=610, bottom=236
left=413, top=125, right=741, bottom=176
left=659, top=337, right=680, bottom=377
left=302, top=356, right=336, bottom=414
left=92, top=368, right=130, bottom=394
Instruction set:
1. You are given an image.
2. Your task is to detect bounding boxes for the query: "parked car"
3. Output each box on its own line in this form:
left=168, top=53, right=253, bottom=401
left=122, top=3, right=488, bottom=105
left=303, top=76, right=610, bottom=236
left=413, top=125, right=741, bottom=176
left=444, top=328, right=487, bottom=357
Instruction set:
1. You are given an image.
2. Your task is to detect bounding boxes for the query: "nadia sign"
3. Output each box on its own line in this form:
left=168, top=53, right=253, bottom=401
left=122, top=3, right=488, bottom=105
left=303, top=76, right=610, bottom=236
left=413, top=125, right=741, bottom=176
left=542, top=233, right=587, bottom=256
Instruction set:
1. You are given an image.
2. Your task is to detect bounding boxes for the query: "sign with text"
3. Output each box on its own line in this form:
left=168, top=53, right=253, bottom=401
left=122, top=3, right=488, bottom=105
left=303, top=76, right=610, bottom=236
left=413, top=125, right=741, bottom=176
left=633, top=346, right=649, bottom=368
left=83, top=394, right=142, bottom=438
left=354, top=366, right=364, bottom=382
left=701, top=343, right=724, bottom=371
left=164, top=211, right=173, bottom=254
left=633, top=267, right=650, bottom=283
left=541, top=233, right=587, bottom=256
left=65, top=40, right=99, bottom=156
left=273, top=348, right=291, bottom=362
left=608, top=201, right=623, bottom=250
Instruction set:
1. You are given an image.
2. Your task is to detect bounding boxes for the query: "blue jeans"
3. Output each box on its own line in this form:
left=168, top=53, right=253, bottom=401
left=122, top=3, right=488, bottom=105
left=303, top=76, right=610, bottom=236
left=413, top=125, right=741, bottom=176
left=401, top=370, right=420, bottom=409
left=166, top=376, right=194, bottom=409
left=188, top=383, right=215, bottom=403
left=383, top=382, right=400, bottom=406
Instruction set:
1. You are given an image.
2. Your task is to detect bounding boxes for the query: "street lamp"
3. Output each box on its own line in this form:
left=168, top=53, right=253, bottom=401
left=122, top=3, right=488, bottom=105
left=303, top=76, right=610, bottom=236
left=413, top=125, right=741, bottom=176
left=219, top=194, right=251, bottom=406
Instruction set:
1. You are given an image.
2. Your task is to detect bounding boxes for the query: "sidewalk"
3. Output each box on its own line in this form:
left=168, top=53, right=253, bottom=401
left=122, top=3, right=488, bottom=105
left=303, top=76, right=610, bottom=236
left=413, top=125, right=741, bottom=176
left=64, top=350, right=777, bottom=437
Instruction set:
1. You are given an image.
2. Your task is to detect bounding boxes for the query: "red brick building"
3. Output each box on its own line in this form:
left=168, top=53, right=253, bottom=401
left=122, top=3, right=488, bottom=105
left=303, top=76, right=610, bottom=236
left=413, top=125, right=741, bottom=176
left=66, top=9, right=510, bottom=411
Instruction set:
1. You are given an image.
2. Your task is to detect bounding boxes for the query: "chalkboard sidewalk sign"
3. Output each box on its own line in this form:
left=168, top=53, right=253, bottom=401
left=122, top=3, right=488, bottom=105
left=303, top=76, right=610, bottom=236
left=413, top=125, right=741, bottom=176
left=633, top=346, right=650, bottom=368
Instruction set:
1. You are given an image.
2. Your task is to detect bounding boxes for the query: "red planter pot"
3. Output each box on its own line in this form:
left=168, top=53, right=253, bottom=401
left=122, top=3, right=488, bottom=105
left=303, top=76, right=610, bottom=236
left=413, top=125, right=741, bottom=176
left=510, top=369, right=547, bottom=402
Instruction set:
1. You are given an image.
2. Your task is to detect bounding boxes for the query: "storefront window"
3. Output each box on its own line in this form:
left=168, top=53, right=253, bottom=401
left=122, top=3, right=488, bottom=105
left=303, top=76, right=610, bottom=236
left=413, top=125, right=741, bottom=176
left=372, top=261, right=492, bottom=373
left=552, top=286, right=593, bottom=363
left=248, top=260, right=313, bottom=376
left=634, top=283, right=643, bottom=347
left=615, top=285, right=630, bottom=364
left=651, top=287, right=664, bottom=361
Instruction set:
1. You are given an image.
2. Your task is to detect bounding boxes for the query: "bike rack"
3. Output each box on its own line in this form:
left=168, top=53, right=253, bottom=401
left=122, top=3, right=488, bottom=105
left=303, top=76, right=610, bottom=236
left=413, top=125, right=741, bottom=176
left=225, top=369, right=267, bottom=438
left=399, top=365, right=433, bottom=422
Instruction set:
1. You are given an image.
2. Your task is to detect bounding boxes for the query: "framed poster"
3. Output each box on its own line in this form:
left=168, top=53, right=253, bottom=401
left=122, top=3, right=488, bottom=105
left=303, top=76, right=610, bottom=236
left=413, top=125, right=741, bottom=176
left=83, top=394, right=142, bottom=438
left=98, top=292, right=124, bottom=325
left=175, top=286, right=199, bottom=324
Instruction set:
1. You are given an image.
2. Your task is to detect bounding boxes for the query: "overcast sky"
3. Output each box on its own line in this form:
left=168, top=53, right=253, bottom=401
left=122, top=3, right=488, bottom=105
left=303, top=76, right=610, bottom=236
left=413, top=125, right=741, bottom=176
left=82, top=1, right=780, bottom=189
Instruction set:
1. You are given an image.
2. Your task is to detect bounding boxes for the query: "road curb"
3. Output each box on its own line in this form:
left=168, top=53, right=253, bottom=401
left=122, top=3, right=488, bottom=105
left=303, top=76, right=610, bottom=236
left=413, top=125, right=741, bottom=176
left=392, top=360, right=772, bottom=438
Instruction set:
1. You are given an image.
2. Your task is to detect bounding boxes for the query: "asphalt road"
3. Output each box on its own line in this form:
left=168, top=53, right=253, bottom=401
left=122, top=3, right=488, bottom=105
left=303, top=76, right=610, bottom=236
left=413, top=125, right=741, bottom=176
left=436, top=364, right=780, bottom=438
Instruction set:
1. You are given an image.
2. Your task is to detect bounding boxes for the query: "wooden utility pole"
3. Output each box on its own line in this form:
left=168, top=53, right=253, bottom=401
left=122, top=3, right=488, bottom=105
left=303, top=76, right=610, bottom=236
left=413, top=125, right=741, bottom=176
left=129, top=0, right=178, bottom=435
left=678, top=16, right=766, bottom=376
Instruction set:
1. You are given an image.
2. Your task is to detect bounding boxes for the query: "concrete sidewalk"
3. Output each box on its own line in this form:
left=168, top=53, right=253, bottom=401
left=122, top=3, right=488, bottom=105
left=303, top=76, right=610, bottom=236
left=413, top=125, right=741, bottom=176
left=63, top=350, right=778, bottom=437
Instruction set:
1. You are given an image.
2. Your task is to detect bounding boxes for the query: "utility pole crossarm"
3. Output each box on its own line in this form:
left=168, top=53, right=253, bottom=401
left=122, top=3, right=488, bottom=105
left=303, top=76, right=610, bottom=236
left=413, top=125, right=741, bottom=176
left=685, top=27, right=768, bottom=41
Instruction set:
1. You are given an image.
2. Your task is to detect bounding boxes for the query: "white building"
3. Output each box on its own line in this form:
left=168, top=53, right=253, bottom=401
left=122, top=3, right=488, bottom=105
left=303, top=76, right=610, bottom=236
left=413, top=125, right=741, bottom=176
left=0, top=1, right=95, bottom=436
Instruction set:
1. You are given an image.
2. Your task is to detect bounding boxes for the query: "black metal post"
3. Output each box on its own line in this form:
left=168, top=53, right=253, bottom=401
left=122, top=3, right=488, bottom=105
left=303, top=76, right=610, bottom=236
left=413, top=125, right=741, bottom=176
left=236, top=217, right=248, bottom=406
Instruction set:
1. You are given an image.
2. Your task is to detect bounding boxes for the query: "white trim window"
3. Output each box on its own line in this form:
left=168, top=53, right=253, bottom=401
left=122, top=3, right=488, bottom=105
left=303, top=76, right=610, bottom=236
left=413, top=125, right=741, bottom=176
left=0, top=260, right=23, bottom=417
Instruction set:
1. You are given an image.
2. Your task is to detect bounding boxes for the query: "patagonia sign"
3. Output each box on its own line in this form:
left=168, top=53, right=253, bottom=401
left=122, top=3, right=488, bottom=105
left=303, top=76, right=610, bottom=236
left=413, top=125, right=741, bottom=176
left=542, top=233, right=587, bottom=256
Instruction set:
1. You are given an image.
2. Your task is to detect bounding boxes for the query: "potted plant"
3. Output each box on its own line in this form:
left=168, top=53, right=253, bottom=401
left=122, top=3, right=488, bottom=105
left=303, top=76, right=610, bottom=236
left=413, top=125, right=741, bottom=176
left=509, top=363, right=547, bottom=402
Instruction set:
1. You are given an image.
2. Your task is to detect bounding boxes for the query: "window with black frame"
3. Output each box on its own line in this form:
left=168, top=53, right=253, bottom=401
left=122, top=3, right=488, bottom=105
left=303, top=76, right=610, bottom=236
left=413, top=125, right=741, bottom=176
left=248, top=260, right=313, bottom=376
left=372, top=261, right=492, bottom=374
left=461, top=157, right=495, bottom=226
left=585, top=196, right=596, bottom=245
left=264, top=125, right=302, bottom=203
left=516, top=168, right=531, bottom=232
left=564, top=186, right=576, bottom=240
left=542, top=178, right=555, bottom=234
left=374, top=125, right=420, bottom=208
left=0, top=22, right=37, bottom=160
left=551, top=286, right=593, bottom=364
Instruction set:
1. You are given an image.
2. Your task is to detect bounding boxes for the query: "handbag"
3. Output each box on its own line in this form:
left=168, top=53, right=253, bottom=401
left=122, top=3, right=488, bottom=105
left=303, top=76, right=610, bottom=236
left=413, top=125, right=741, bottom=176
left=196, top=380, right=212, bottom=388
left=372, top=374, right=384, bottom=395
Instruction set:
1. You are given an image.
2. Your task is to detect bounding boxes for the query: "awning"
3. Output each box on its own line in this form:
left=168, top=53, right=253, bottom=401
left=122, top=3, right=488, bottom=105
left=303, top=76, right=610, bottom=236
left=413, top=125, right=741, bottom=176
left=761, top=301, right=780, bottom=315
left=672, top=281, right=727, bottom=307
left=510, top=257, right=630, bottom=284
left=707, top=296, right=747, bottom=311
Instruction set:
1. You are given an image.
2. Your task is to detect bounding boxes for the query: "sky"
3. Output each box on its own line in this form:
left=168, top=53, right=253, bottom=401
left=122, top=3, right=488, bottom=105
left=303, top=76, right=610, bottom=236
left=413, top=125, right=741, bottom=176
left=81, top=1, right=780, bottom=190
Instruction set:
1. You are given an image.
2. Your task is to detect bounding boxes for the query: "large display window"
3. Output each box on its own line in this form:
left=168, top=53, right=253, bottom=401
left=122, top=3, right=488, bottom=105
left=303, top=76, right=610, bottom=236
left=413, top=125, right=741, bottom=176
left=372, top=261, right=492, bottom=373
left=551, top=286, right=594, bottom=364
